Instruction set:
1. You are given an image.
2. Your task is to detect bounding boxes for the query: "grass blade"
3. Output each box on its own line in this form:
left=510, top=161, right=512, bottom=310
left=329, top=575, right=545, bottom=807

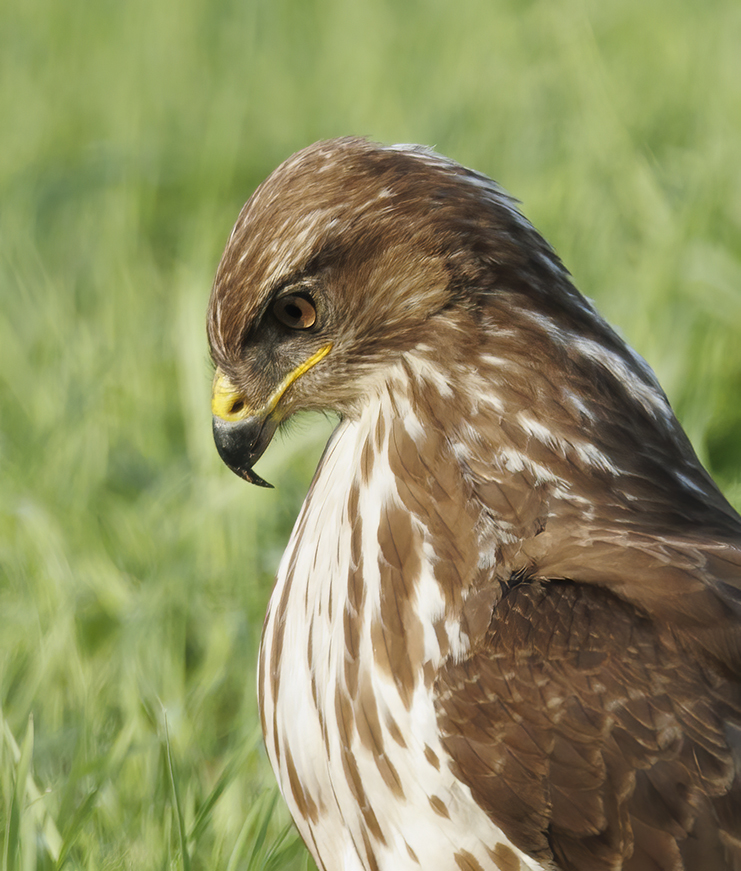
left=164, top=715, right=191, bottom=871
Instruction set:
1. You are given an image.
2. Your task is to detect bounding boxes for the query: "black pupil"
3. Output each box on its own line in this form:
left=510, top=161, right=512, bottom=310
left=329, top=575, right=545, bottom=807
left=285, top=302, right=302, bottom=323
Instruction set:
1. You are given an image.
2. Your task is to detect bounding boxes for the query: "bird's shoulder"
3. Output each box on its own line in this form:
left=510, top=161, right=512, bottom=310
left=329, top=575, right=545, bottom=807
left=434, top=577, right=741, bottom=869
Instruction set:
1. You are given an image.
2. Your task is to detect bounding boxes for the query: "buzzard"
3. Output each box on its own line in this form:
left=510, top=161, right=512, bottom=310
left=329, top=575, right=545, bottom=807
left=207, top=137, right=741, bottom=871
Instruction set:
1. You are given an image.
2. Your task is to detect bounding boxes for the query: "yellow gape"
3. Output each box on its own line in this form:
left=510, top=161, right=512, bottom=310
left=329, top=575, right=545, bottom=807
left=211, top=342, right=333, bottom=422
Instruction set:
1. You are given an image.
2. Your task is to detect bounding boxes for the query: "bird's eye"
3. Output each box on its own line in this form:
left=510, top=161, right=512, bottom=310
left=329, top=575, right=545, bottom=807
left=272, top=293, right=317, bottom=330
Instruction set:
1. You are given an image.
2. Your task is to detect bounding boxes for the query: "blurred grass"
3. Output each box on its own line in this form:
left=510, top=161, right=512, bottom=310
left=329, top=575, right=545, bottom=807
left=1, top=0, right=740, bottom=867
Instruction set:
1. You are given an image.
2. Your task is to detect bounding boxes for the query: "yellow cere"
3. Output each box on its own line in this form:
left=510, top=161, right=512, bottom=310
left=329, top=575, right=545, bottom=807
left=211, top=370, right=249, bottom=421
left=211, top=343, right=333, bottom=422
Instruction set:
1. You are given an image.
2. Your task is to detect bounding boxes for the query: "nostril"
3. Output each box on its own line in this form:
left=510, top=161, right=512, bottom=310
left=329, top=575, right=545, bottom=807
left=230, top=399, right=245, bottom=416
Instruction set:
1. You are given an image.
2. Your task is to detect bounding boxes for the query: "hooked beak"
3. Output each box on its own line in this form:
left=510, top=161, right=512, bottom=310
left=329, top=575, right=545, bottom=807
left=210, top=344, right=332, bottom=487
left=212, top=410, right=279, bottom=488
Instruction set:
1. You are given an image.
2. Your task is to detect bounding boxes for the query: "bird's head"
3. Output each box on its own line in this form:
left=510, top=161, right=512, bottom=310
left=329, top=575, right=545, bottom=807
left=207, top=137, right=581, bottom=485
left=207, top=137, right=690, bottom=493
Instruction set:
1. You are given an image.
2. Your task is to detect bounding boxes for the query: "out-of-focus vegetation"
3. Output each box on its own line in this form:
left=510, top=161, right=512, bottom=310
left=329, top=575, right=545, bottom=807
left=1, top=0, right=740, bottom=867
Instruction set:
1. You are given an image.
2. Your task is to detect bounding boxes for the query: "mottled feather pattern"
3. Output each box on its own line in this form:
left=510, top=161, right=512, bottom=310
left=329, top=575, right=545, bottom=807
left=208, top=137, right=741, bottom=870
left=437, top=581, right=741, bottom=869
left=259, top=376, right=537, bottom=870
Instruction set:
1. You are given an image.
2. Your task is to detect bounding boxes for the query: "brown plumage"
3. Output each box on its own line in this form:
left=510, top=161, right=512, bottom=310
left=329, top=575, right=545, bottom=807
left=207, top=137, right=741, bottom=870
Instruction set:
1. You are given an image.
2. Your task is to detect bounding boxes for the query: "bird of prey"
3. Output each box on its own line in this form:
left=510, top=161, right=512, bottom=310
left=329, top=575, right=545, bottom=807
left=207, top=137, right=741, bottom=871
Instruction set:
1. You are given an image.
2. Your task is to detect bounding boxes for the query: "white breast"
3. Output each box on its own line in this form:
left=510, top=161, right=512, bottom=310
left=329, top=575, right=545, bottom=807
left=258, top=387, right=541, bottom=871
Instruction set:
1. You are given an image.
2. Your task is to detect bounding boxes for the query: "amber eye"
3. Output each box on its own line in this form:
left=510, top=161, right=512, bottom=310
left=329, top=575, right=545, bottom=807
left=272, top=293, right=317, bottom=330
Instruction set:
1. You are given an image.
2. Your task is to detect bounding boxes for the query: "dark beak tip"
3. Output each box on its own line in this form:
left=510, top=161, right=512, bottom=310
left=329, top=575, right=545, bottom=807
left=212, top=414, right=277, bottom=489
left=233, top=464, right=274, bottom=489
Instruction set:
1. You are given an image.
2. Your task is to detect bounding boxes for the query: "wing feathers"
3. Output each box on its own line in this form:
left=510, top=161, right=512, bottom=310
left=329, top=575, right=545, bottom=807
left=435, top=580, right=741, bottom=869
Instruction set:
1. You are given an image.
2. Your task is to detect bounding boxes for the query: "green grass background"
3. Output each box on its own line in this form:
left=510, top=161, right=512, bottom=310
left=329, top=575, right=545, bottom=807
left=1, top=0, right=741, bottom=867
